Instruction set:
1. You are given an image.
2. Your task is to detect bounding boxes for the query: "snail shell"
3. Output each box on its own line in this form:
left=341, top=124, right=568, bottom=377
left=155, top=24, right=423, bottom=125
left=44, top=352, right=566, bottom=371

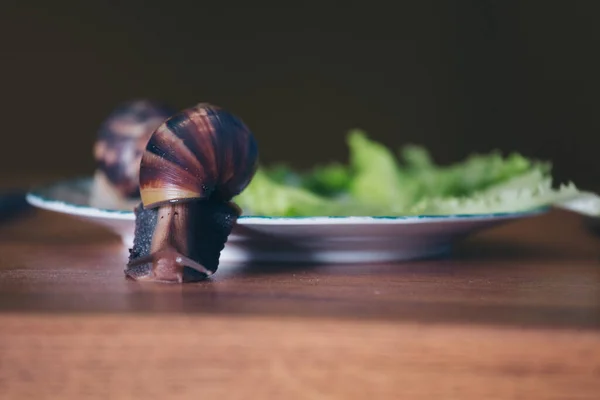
left=90, top=99, right=175, bottom=210
left=126, top=102, right=259, bottom=283
left=139, top=102, right=258, bottom=208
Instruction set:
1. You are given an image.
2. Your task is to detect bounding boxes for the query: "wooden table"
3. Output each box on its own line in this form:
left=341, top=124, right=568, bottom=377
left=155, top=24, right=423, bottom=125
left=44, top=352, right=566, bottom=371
left=0, top=189, right=599, bottom=399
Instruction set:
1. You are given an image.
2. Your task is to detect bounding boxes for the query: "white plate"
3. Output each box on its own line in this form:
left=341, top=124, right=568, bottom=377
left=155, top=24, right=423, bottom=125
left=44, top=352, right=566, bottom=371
left=26, top=177, right=547, bottom=264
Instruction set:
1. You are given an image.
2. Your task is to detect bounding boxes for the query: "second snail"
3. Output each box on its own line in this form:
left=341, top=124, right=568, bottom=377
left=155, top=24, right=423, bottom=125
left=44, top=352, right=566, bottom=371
left=90, top=99, right=175, bottom=210
left=125, top=102, right=259, bottom=283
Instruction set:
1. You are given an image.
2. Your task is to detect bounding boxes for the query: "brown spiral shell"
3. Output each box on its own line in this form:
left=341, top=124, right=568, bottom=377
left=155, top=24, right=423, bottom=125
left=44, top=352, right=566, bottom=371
left=139, top=103, right=259, bottom=209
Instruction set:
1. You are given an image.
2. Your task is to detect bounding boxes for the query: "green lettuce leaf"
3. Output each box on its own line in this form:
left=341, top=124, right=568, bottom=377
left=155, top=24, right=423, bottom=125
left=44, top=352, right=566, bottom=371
left=407, top=170, right=581, bottom=215
left=234, top=168, right=328, bottom=217
left=347, top=129, right=418, bottom=209
left=399, top=145, right=542, bottom=199
left=234, top=130, right=593, bottom=217
left=299, top=162, right=352, bottom=197
left=235, top=167, right=385, bottom=217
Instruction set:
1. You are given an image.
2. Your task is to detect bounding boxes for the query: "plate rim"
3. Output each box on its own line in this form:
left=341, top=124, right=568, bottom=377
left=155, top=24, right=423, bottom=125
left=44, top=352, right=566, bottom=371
left=25, top=177, right=549, bottom=225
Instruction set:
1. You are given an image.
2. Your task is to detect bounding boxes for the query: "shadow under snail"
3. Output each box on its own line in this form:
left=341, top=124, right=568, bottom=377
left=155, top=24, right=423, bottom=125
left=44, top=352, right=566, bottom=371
left=125, top=102, right=259, bottom=283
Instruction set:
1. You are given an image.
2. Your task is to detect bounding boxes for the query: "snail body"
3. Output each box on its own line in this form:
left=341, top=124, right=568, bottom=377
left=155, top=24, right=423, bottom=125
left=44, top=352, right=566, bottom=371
left=125, top=103, right=258, bottom=283
left=90, top=99, right=175, bottom=210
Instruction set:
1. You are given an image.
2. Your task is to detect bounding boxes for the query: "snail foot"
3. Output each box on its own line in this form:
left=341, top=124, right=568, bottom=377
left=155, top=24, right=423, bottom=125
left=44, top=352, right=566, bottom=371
left=125, top=247, right=213, bottom=283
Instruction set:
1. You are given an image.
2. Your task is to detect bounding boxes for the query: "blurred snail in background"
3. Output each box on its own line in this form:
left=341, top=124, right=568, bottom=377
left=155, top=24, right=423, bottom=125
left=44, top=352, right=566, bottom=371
left=125, top=102, right=259, bottom=283
left=90, top=99, right=175, bottom=210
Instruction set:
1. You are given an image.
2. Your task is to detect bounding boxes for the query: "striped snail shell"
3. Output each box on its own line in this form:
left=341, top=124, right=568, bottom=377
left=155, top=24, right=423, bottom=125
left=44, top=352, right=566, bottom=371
left=126, top=102, right=259, bottom=283
left=90, top=99, right=175, bottom=210
left=139, top=102, right=258, bottom=208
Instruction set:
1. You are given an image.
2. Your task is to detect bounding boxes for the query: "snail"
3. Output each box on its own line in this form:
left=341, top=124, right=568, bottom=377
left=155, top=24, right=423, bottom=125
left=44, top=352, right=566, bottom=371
left=125, top=102, right=259, bottom=283
left=90, top=99, right=175, bottom=210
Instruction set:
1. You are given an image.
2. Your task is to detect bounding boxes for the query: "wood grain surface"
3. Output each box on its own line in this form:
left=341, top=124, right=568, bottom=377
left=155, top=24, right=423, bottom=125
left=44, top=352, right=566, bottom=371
left=0, top=196, right=599, bottom=399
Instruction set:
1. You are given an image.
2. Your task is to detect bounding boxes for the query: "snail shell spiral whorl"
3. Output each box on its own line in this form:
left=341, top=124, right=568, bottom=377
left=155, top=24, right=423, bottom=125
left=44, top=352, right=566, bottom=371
left=139, top=103, right=259, bottom=209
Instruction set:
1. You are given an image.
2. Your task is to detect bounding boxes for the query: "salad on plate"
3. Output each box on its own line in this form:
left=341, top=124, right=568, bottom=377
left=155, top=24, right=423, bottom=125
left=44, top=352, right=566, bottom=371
left=234, top=129, right=598, bottom=218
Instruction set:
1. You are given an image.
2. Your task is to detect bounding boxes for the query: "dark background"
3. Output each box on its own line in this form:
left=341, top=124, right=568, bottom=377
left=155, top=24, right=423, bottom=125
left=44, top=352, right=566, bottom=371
left=1, top=1, right=599, bottom=189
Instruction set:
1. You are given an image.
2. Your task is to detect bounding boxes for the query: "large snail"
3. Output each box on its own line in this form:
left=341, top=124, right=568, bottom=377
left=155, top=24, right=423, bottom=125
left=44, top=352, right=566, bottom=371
left=90, top=99, right=175, bottom=210
left=125, top=102, right=259, bottom=283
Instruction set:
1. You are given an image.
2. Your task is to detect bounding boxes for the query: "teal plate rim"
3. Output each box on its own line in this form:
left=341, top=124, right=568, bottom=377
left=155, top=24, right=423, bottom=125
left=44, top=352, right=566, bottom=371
left=25, top=177, right=550, bottom=224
